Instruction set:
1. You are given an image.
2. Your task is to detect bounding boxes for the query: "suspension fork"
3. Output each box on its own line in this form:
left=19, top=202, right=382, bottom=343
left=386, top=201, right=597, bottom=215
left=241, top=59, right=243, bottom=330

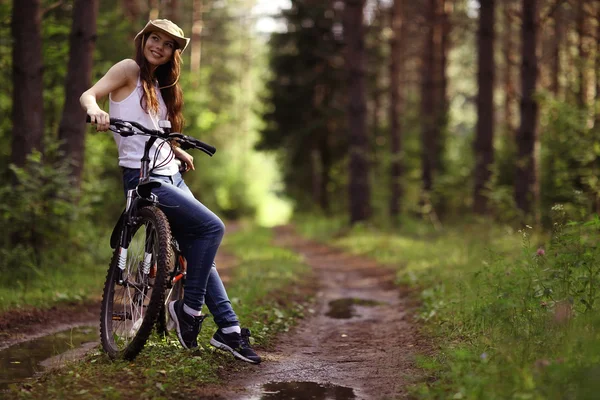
left=115, top=189, right=138, bottom=284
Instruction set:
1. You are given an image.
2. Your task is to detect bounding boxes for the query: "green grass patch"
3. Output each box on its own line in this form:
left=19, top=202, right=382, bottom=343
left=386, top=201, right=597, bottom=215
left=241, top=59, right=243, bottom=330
left=8, top=224, right=313, bottom=399
left=295, top=213, right=600, bottom=399
left=0, top=227, right=111, bottom=312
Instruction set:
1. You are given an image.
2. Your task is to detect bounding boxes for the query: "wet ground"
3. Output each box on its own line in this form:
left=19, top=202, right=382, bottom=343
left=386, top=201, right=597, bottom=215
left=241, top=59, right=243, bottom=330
left=223, top=226, right=423, bottom=400
left=0, top=326, right=98, bottom=390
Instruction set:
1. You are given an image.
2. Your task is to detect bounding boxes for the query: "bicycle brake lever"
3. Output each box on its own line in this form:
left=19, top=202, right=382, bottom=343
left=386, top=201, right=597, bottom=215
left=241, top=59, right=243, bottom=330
left=114, top=122, right=135, bottom=137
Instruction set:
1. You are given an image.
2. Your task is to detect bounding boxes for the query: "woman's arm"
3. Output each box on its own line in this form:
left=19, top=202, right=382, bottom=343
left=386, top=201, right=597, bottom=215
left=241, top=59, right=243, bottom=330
left=173, top=147, right=195, bottom=171
left=80, top=59, right=139, bottom=131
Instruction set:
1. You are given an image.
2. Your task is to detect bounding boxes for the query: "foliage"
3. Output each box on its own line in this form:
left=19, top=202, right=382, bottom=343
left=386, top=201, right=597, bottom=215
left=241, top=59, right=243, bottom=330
left=0, top=145, right=80, bottom=278
left=0, top=142, right=111, bottom=305
left=538, top=94, right=600, bottom=224
left=258, top=0, right=347, bottom=211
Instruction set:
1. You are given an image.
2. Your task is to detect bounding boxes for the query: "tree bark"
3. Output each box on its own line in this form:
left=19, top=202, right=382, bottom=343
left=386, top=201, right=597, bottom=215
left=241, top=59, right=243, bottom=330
left=503, top=0, right=517, bottom=135
left=149, top=0, right=159, bottom=20
left=344, top=0, right=371, bottom=223
left=436, top=0, right=450, bottom=169
left=11, top=0, right=44, bottom=168
left=58, top=0, right=99, bottom=188
left=320, top=133, right=331, bottom=213
left=550, top=1, right=562, bottom=96
left=596, top=0, right=600, bottom=127
left=121, top=0, right=144, bottom=21
left=577, top=0, right=588, bottom=107
left=514, top=0, right=539, bottom=215
left=162, top=0, right=180, bottom=24
left=389, top=0, right=404, bottom=218
left=420, top=0, right=436, bottom=195
left=473, top=0, right=495, bottom=214
left=190, top=0, right=204, bottom=73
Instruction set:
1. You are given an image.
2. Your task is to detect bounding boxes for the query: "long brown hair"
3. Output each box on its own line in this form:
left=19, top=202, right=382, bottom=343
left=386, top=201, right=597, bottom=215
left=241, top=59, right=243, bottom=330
left=135, top=33, right=185, bottom=132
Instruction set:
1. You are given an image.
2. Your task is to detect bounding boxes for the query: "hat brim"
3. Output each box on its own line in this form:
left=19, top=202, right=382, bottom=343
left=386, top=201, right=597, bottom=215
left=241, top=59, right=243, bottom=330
left=134, top=21, right=190, bottom=53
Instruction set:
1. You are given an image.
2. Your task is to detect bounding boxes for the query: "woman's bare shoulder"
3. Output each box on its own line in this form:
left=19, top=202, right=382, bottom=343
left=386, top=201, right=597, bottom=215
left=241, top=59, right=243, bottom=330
left=114, top=59, right=140, bottom=81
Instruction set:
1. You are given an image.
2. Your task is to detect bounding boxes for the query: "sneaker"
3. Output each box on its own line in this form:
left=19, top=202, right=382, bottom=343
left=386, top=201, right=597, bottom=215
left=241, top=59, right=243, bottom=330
left=168, top=300, right=207, bottom=349
left=210, top=327, right=262, bottom=364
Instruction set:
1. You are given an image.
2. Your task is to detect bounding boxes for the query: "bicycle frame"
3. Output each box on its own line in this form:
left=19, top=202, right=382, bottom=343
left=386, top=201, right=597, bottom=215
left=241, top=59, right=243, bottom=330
left=115, top=127, right=170, bottom=285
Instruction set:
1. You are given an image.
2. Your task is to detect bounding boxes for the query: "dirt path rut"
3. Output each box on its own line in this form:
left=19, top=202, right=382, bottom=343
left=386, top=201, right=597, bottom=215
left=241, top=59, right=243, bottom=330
left=225, top=226, right=423, bottom=400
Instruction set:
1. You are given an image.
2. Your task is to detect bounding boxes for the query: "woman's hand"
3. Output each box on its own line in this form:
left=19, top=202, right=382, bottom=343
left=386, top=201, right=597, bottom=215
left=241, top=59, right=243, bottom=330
left=86, top=106, right=110, bottom=131
left=173, top=147, right=195, bottom=171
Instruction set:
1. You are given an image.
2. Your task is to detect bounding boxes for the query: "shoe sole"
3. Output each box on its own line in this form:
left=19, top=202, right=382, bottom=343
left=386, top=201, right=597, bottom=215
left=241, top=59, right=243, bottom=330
left=168, top=301, right=193, bottom=350
left=209, top=337, right=260, bottom=364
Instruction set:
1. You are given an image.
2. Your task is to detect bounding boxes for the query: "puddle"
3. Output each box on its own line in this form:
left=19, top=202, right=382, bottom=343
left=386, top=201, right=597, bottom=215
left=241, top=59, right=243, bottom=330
left=256, top=381, right=356, bottom=399
left=0, top=326, right=98, bottom=390
left=326, top=298, right=384, bottom=319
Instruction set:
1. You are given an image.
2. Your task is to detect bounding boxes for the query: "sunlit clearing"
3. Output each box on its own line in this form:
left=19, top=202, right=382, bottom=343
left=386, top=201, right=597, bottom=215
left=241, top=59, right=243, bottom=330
left=257, top=196, right=292, bottom=227
left=245, top=151, right=293, bottom=227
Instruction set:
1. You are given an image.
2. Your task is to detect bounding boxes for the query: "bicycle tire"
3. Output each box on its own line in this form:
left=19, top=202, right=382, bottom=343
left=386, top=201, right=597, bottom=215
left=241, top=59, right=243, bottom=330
left=100, top=206, right=173, bottom=360
left=156, top=251, right=184, bottom=337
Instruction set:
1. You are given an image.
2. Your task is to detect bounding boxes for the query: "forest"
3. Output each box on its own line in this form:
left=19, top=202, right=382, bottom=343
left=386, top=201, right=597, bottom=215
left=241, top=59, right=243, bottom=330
left=1, top=0, right=600, bottom=399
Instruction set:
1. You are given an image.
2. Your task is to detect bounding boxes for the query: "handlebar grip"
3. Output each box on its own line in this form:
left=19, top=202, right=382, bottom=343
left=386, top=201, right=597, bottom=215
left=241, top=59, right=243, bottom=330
left=198, top=141, right=216, bottom=155
left=85, top=115, right=120, bottom=125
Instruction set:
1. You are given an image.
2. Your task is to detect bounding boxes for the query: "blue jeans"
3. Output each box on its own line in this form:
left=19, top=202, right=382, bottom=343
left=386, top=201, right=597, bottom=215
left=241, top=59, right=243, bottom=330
left=122, top=168, right=239, bottom=328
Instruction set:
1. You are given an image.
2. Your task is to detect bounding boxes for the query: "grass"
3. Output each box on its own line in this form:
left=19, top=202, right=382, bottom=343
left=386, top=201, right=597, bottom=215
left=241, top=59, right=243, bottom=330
left=7, top=224, right=314, bottom=399
left=0, top=230, right=111, bottom=312
left=295, top=213, right=600, bottom=400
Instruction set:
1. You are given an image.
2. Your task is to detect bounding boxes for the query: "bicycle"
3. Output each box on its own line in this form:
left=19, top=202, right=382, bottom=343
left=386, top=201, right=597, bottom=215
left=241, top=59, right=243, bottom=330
left=87, top=116, right=216, bottom=360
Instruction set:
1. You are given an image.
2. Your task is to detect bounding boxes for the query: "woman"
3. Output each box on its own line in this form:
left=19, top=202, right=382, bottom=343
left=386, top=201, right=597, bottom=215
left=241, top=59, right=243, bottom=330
left=80, top=19, right=260, bottom=364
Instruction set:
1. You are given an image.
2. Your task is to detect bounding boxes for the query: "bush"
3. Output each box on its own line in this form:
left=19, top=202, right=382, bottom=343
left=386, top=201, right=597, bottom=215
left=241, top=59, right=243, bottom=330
left=0, top=146, right=82, bottom=280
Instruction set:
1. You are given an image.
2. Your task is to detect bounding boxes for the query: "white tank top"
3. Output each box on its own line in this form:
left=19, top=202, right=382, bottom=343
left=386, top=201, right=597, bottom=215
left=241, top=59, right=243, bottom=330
left=109, top=77, right=179, bottom=176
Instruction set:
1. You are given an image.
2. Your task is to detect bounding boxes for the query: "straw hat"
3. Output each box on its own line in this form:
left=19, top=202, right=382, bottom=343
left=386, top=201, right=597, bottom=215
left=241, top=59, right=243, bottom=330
left=134, top=19, right=190, bottom=53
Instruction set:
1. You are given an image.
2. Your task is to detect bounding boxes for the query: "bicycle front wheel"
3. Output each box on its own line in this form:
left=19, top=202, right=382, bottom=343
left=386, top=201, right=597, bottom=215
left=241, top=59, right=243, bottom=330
left=156, top=244, right=185, bottom=336
left=100, top=206, right=173, bottom=360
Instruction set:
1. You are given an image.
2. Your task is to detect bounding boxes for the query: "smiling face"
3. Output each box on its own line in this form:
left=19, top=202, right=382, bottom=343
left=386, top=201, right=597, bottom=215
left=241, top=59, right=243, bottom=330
left=143, top=31, right=176, bottom=66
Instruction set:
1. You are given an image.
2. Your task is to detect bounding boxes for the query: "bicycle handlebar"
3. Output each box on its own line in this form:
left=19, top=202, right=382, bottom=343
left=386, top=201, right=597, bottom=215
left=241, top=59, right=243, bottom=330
left=85, top=115, right=216, bottom=156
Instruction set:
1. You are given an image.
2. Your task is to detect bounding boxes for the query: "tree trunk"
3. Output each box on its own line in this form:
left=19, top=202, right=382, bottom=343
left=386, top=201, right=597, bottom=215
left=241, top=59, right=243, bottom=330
left=149, top=0, right=159, bottom=20
left=320, top=134, right=331, bottom=213
left=503, top=0, right=517, bottom=135
left=121, top=0, right=144, bottom=21
left=550, top=1, right=562, bottom=96
left=596, top=0, right=600, bottom=127
left=11, top=0, right=44, bottom=168
left=514, top=0, right=539, bottom=215
left=473, top=0, right=495, bottom=214
left=577, top=0, right=590, bottom=107
left=190, top=0, right=204, bottom=73
left=58, top=0, right=99, bottom=188
left=389, top=0, right=404, bottom=218
left=420, top=0, right=436, bottom=195
left=435, top=0, right=450, bottom=172
left=344, top=0, right=371, bottom=223
left=162, top=0, right=180, bottom=24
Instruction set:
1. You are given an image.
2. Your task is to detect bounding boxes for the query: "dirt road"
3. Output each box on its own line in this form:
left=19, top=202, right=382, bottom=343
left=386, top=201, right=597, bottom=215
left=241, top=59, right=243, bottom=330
left=223, top=226, right=424, bottom=400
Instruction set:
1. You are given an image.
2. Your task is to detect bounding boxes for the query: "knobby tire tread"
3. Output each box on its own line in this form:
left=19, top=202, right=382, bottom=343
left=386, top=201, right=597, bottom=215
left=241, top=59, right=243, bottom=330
left=100, top=206, right=173, bottom=360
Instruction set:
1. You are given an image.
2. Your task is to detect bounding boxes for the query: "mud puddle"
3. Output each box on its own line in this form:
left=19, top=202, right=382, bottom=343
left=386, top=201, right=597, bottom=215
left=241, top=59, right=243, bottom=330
left=326, top=298, right=385, bottom=319
left=250, top=381, right=356, bottom=399
left=0, top=326, right=98, bottom=390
